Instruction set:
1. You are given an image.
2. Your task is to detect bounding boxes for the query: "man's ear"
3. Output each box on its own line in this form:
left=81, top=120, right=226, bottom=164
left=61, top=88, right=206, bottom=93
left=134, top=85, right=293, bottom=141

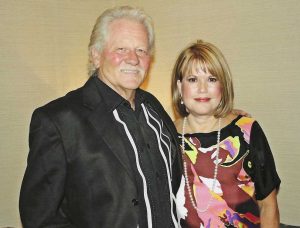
left=91, top=48, right=101, bottom=68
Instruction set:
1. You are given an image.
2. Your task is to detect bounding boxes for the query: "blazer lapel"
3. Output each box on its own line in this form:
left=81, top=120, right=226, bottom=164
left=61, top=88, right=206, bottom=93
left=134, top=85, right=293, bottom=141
left=82, top=77, right=136, bottom=183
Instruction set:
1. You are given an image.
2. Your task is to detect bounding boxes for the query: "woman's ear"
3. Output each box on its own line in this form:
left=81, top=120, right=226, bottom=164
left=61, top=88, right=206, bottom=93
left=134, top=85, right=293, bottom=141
left=177, top=79, right=182, bottom=97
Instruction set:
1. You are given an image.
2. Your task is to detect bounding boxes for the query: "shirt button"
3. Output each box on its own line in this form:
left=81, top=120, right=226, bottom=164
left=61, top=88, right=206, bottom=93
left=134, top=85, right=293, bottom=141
left=132, top=198, right=139, bottom=206
left=156, top=172, right=160, bottom=179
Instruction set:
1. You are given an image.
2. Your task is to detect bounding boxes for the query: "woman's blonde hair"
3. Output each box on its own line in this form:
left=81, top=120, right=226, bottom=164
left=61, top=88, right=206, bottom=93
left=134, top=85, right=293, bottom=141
left=171, top=40, right=234, bottom=118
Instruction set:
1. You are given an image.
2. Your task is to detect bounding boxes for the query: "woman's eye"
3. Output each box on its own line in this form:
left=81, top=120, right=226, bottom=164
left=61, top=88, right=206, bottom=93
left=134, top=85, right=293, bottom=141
left=208, top=77, right=218, bottom=82
left=187, top=77, right=197, bottom=82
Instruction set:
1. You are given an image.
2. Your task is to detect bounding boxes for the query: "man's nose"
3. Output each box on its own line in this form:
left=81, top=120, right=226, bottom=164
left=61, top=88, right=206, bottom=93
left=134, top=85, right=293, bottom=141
left=125, top=50, right=139, bottom=65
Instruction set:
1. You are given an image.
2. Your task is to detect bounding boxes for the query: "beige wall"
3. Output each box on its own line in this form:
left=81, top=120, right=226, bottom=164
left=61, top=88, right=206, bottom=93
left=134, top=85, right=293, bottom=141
left=0, top=0, right=299, bottom=227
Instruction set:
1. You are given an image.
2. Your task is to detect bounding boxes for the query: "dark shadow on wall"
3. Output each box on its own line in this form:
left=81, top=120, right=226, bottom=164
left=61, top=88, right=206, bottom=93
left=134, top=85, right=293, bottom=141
left=280, top=223, right=300, bottom=228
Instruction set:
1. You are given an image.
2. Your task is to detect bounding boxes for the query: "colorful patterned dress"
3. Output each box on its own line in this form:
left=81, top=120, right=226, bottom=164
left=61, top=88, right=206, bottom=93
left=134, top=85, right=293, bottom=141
left=176, top=115, right=281, bottom=228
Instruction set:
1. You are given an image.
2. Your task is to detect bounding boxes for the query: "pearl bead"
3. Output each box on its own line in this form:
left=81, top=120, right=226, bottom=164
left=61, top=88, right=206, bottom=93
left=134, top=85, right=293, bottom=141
left=181, top=117, right=221, bottom=213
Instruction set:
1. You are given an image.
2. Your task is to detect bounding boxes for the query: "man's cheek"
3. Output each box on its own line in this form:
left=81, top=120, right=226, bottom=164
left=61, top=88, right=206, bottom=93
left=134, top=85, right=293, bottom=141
left=141, top=57, right=151, bottom=70
left=108, top=53, right=124, bottom=65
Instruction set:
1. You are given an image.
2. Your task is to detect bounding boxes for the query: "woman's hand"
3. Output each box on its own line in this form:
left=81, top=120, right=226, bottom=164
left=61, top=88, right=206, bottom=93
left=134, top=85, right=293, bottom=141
left=232, top=109, right=252, bottom=117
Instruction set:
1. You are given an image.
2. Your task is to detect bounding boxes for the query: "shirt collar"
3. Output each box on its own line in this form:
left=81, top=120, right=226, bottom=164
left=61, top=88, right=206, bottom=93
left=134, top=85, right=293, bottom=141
left=92, top=73, right=146, bottom=112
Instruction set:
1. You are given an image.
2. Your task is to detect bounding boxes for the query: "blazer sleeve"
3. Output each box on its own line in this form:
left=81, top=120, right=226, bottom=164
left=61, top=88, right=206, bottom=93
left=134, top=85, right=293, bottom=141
left=19, top=108, right=72, bottom=227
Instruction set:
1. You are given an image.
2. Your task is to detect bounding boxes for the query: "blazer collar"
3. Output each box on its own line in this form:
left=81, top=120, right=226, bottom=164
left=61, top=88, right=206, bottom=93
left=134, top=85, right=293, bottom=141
left=82, top=76, right=124, bottom=111
left=83, top=74, right=146, bottom=112
left=82, top=76, right=136, bottom=183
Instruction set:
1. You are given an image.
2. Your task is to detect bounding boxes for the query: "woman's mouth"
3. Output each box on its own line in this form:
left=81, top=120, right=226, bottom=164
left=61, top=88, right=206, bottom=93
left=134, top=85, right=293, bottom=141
left=194, top=97, right=210, bottom=102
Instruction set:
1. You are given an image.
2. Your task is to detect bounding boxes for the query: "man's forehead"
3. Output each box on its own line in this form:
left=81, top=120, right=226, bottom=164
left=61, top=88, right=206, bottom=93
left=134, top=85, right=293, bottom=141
left=105, top=18, right=149, bottom=47
left=109, top=17, right=145, bottom=30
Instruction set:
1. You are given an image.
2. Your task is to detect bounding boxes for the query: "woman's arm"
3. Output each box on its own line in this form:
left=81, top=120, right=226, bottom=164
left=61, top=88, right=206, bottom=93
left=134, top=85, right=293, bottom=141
left=257, top=189, right=280, bottom=228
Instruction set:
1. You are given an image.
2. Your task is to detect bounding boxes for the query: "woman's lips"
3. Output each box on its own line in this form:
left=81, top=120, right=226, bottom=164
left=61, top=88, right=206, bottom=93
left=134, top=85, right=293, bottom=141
left=194, top=97, right=210, bottom=102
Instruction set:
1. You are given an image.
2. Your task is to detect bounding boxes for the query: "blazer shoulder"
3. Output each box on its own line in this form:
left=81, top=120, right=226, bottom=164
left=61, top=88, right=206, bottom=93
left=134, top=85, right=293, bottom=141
left=32, top=77, right=101, bottom=123
left=34, top=84, right=86, bottom=120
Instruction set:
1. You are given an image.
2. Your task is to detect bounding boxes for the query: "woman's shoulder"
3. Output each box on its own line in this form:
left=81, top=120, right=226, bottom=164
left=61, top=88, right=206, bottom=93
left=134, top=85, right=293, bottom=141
left=234, top=115, right=257, bottom=127
left=222, top=114, right=258, bottom=134
left=223, top=113, right=238, bottom=126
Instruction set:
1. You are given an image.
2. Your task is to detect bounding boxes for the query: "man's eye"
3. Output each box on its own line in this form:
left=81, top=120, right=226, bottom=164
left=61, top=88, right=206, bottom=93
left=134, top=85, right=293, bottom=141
left=136, top=48, right=148, bottom=56
left=116, top=48, right=127, bottom=53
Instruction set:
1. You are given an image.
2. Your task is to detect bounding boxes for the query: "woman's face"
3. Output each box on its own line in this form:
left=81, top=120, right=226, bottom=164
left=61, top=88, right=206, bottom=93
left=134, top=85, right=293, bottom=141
left=177, top=64, right=222, bottom=117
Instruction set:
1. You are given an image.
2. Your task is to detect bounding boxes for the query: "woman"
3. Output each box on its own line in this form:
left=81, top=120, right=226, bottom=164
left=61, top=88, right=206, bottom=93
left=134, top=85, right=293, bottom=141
left=172, top=40, right=281, bottom=228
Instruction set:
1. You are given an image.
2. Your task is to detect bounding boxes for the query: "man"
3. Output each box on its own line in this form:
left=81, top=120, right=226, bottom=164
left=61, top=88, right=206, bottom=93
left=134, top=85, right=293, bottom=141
left=19, top=6, right=182, bottom=228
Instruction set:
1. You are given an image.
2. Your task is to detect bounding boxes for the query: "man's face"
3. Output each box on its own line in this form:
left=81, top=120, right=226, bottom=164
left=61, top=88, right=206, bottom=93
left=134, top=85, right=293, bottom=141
left=93, top=18, right=151, bottom=98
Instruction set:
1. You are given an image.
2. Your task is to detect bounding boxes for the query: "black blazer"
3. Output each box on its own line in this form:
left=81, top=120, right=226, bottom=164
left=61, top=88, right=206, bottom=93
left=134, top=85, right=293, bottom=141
left=19, top=77, right=182, bottom=228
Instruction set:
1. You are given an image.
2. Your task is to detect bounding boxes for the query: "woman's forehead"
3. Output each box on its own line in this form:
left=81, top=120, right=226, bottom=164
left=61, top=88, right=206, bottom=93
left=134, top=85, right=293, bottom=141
left=185, top=60, right=209, bottom=74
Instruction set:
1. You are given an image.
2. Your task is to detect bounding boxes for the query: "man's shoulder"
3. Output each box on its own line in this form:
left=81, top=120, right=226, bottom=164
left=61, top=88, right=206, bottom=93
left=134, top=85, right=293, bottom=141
left=33, top=79, right=91, bottom=119
left=139, top=89, right=162, bottom=105
left=38, top=88, right=81, bottom=110
left=139, top=89, right=174, bottom=124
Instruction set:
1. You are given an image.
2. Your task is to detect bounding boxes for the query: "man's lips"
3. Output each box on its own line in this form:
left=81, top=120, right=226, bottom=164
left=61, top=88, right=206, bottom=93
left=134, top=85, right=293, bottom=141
left=120, top=69, right=139, bottom=74
left=194, top=97, right=211, bottom=102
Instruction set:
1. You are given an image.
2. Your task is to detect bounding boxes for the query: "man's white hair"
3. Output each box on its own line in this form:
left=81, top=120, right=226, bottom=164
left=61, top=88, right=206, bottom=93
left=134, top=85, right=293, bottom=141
left=87, top=5, right=155, bottom=76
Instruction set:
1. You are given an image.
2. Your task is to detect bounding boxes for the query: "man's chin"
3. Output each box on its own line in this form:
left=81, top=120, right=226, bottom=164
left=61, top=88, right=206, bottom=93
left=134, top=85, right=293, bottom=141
left=123, top=79, right=144, bottom=89
left=124, top=84, right=142, bottom=90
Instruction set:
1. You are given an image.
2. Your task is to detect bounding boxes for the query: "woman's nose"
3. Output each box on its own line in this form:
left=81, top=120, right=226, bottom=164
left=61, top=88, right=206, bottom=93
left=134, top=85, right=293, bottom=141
left=198, top=81, right=208, bottom=93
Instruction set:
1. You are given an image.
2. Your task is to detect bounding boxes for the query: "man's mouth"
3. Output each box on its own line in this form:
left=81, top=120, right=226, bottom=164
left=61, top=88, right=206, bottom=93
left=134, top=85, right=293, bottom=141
left=120, top=69, right=139, bottom=74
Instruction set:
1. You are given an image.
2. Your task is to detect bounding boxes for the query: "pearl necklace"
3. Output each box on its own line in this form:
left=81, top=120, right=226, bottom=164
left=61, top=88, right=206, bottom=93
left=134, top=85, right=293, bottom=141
left=181, top=117, right=221, bottom=213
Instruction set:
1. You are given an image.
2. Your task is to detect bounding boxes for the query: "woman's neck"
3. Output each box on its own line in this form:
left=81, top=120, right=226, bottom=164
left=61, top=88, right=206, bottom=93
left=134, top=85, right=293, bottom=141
left=185, top=115, right=219, bottom=133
